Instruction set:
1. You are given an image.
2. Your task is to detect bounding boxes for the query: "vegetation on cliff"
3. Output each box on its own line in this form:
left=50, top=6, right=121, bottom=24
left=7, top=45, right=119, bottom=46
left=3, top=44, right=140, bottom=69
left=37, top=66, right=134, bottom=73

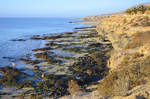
left=95, top=5, right=150, bottom=98
left=126, top=5, right=150, bottom=14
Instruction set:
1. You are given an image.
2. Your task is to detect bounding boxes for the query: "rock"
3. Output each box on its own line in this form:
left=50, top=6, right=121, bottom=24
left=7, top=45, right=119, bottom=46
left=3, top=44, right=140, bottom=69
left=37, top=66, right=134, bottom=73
left=30, top=35, right=41, bottom=40
left=34, top=66, right=40, bottom=70
left=63, top=32, right=77, bottom=34
left=32, top=47, right=53, bottom=52
left=88, top=43, right=103, bottom=48
left=45, top=42, right=57, bottom=46
left=0, top=66, right=32, bottom=88
left=68, top=80, right=83, bottom=95
left=34, top=52, right=62, bottom=64
left=69, top=53, right=109, bottom=88
left=2, top=56, right=15, bottom=60
left=71, top=55, right=101, bottom=76
left=35, top=74, right=69, bottom=98
left=20, top=58, right=40, bottom=65
left=30, top=34, right=64, bottom=40
left=11, top=38, right=26, bottom=41
left=42, top=35, right=63, bottom=40
left=34, top=52, right=51, bottom=60
left=75, top=26, right=96, bottom=30
left=69, top=21, right=73, bottom=23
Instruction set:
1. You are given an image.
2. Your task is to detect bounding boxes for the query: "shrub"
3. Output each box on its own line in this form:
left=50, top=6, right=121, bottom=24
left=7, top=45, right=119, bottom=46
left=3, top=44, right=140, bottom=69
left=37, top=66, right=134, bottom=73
left=126, top=5, right=147, bottom=14
left=98, top=56, right=150, bottom=97
left=131, top=7, right=138, bottom=14
left=126, top=8, right=132, bottom=15
left=125, top=7, right=137, bottom=15
left=137, top=5, right=146, bottom=14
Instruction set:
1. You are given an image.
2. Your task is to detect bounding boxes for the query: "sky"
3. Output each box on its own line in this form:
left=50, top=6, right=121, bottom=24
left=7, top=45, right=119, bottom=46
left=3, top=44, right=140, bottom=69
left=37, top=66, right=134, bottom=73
left=0, top=0, right=150, bottom=17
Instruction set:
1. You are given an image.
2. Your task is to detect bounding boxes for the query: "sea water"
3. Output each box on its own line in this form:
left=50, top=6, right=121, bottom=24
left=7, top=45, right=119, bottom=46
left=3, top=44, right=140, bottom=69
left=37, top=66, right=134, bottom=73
left=0, top=17, right=87, bottom=68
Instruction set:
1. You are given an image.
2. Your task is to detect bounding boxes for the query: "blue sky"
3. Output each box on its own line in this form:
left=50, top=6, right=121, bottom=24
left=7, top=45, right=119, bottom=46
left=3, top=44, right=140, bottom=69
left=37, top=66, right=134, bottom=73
left=0, top=0, right=150, bottom=17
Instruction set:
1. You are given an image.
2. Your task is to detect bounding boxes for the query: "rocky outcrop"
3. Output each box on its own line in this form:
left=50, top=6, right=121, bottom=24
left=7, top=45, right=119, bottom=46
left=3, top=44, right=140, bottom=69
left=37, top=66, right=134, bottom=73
left=60, top=13, right=150, bottom=99
left=96, top=13, right=150, bottom=98
left=97, top=14, right=150, bottom=69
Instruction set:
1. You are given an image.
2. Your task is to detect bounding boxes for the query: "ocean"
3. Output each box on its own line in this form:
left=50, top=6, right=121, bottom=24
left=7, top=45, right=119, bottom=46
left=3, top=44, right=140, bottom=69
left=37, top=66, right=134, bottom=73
left=0, top=17, right=87, bottom=68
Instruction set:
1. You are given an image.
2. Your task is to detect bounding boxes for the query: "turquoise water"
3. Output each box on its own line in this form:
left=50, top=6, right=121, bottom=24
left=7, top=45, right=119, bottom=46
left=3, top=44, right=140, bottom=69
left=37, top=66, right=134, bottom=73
left=0, top=17, right=86, bottom=67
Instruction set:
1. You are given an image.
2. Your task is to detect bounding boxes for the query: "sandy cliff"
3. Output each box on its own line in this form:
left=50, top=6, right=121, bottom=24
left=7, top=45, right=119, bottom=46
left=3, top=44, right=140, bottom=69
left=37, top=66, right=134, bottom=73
left=96, top=13, right=150, bottom=99
left=60, top=5, right=150, bottom=99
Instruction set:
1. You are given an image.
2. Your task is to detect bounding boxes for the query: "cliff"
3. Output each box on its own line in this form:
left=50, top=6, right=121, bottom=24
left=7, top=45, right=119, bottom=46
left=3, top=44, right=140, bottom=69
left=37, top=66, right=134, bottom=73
left=96, top=13, right=150, bottom=98
left=60, top=4, right=150, bottom=99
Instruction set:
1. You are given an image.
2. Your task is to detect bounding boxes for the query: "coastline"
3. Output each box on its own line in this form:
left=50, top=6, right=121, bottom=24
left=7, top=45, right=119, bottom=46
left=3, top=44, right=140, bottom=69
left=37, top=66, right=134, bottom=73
left=1, top=3, right=150, bottom=99
left=0, top=19, right=112, bottom=99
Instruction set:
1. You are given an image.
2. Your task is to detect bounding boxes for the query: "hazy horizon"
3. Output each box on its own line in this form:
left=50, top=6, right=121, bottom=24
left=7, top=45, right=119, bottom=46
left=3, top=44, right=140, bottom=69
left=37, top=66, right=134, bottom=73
left=0, top=0, right=150, bottom=18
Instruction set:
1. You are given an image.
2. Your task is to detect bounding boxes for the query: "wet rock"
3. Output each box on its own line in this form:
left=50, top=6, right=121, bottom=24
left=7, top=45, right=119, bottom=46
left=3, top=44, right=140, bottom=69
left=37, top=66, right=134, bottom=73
left=35, top=74, right=69, bottom=98
left=32, top=47, right=53, bottom=52
left=0, top=67, right=32, bottom=88
left=34, top=52, right=51, bottom=60
left=34, top=52, right=62, bottom=64
left=2, top=57, right=15, bottom=61
left=45, top=42, right=58, bottom=46
left=34, top=66, right=40, bottom=70
left=20, top=58, right=40, bottom=65
left=68, top=21, right=73, bottom=23
left=63, top=32, right=77, bottom=35
left=69, top=54, right=109, bottom=86
left=88, top=43, right=103, bottom=48
left=74, top=26, right=96, bottom=30
left=30, top=34, right=65, bottom=40
left=11, top=38, right=26, bottom=42
left=33, top=66, right=44, bottom=78
left=62, top=47, right=83, bottom=53
left=30, top=35, right=42, bottom=40
left=42, top=35, right=63, bottom=40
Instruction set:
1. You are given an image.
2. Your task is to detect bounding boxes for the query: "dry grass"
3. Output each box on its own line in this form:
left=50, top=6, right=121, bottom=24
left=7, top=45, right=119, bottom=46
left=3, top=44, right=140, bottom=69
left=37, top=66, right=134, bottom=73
left=98, top=55, right=150, bottom=97
left=125, top=31, right=150, bottom=49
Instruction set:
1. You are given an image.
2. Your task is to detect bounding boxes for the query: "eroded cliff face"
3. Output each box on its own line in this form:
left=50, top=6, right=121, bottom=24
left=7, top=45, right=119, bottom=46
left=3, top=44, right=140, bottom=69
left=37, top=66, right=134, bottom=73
left=97, top=14, right=150, bottom=70
left=96, top=14, right=150, bottom=98
left=60, top=13, right=150, bottom=99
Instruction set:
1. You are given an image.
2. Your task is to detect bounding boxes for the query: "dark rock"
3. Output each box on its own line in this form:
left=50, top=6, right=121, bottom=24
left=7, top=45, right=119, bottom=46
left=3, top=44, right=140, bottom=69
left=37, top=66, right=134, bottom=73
left=69, top=21, right=73, bottom=23
left=32, top=47, right=53, bottom=52
left=2, top=57, right=15, bottom=60
left=34, top=52, right=52, bottom=60
left=88, top=43, right=103, bottom=48
left=69, top=54, right=109, bottom=87
left=63, top=32, right=76, bottom=35
left=20, top=58, right=40, bottom=65
left=35, top=74, right=69, bottom=98
left=0, top=67, right=32, bottom=88
left=45, top=42, right=56, bottom=46
left=34, top=52, right=62, bottom=64
left=34, top=52, right=49, bottom=59
left=34, top=66, right=40, bottom=70
left=30, top=34, right=64, bottom=40
left=11, top=38, right=26, bottom=42
left=42, top=35, right=63, bottom=40
left=74, top=26, right=96, bottom=30
left=30, top=35, right=42, bottom=40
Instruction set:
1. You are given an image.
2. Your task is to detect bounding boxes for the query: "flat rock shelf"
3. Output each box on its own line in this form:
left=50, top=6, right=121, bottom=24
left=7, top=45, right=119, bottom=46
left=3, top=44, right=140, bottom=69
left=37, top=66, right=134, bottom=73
left=0, top=26, right=112, bottom=99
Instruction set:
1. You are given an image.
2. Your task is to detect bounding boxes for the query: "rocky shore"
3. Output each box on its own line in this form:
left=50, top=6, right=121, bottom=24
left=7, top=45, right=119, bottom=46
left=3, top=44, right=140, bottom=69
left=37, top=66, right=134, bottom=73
left=0, top=21, right=113, bottom=99
left=1, top=4, right=150, bottom=99
left=61, top=5, right=150, bottom=99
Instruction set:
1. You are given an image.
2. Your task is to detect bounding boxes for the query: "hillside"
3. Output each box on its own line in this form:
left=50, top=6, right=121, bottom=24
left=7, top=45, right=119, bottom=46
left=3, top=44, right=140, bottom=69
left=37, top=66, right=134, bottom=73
left=61, top=4, right=150, bottom=99
left=96, top=8, right=150, bottom=99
